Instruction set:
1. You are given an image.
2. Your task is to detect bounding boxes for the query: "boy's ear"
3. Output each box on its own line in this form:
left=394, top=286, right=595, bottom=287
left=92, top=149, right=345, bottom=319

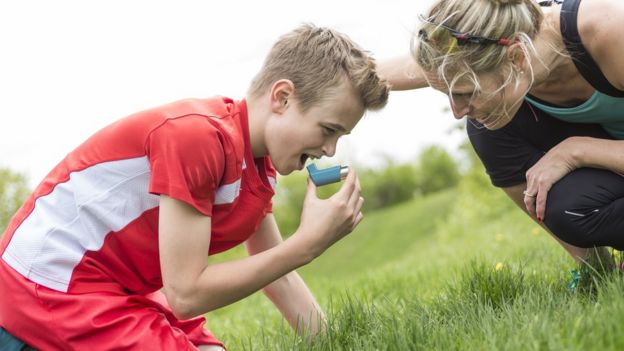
left=270, top=79, right=295, bottom=114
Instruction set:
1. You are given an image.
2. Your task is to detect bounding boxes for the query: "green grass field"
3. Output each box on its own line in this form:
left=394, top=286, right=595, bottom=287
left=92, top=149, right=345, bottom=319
left=206, top=187, right=624, bottom=350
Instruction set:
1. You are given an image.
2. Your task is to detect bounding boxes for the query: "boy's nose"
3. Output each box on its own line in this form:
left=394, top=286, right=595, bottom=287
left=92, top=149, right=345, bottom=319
left=322, top=141, right=337, bottom=157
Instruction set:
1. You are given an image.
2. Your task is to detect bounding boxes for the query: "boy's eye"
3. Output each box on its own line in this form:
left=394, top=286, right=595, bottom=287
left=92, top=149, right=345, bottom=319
left=322, top=126, right=336, bottom=136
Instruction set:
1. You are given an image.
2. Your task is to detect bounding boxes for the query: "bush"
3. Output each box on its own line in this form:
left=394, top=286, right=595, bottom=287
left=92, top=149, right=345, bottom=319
left=0, top=168, right=29, bottom=235
left=441, top=139, right=516, bottom=238
left=414, top=145, right=460, bottom=196
left=271, top=171, right=307, bottom=236
left=272, top=145, right=462, bottom=236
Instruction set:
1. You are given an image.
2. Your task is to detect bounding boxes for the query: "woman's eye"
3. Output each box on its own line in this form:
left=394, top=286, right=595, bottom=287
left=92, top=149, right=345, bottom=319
left=452, top=93, right=471, bottom=99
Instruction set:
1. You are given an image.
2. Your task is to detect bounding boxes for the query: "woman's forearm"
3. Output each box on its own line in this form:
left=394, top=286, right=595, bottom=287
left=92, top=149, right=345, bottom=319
left=568, top=137, right=624, bottom=173
left=377, top=55, right=429, bottom=90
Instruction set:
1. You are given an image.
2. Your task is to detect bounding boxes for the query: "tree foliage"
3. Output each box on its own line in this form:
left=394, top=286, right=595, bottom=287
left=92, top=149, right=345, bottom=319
left=359, top=161, right=419, bottom=211
left=414, top=145, right=461, bottom=196
left=273, top=145, right=461, bottom=236
left=0, top=168, right=29, bottom=235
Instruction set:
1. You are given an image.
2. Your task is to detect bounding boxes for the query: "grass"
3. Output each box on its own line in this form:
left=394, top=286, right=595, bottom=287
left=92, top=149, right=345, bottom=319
left=206, top=188, right=624, bottom=350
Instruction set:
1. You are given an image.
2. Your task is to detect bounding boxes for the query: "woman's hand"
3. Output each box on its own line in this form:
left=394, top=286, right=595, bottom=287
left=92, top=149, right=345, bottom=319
left=294, top=167, right=364, bottom=260
left=524, top=137, right=581, bottom=221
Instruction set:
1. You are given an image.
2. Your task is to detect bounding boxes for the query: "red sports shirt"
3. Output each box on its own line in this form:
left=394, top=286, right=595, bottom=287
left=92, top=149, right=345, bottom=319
left=0, top=97, right=276, bottom=295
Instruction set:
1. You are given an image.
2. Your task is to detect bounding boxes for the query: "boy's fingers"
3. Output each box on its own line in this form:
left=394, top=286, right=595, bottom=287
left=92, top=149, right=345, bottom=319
left=304, top=177, right=318, bottom=201
left=347, top=179, right=362, bottom=209
left=354, top=196, right=364, bottom=215
left=352, top=212, right=364, bottom=230
left=336, top=167, right=357, bottom=199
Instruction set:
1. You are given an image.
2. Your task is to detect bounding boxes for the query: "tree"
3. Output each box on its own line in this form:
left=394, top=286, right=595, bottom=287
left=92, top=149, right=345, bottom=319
left=415, top=145, right=460, bottom=195
left=360, top=161, right=419, bottom=210
left=0, top=168, right=29, bottom=235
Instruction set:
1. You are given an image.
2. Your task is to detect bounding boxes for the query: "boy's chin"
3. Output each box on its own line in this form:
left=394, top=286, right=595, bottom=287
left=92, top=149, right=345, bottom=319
left=274, top=158, right=305, bottom=176
left=274, top=163, right=296, bottom=176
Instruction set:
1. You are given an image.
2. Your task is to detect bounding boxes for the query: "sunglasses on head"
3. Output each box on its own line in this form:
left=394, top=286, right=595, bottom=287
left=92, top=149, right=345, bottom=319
left=417, top=15, right=515, bottom=53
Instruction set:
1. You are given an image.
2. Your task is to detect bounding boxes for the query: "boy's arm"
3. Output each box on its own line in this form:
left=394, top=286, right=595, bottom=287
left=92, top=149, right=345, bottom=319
left=245, top=214, right=326, bottom=336
left=159, top=195, right=309, bottom=320
left=159, top=169, right=363, bottom=320
left=377, top=55, right=429, bottom=90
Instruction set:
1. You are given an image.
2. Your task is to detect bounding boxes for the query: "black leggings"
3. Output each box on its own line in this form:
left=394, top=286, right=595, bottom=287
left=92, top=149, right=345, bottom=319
left=468, top=101, right=624, bottom=249
left=545, top=168, right=624, bottom=250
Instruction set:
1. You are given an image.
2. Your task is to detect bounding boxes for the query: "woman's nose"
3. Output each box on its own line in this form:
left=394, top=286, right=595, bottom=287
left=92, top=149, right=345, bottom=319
left=450, top=100, right=471, bottom=120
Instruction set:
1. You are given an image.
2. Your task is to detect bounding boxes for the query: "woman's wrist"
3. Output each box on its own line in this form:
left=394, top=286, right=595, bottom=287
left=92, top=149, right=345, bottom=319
left=564, top=136, right=588, bottom=168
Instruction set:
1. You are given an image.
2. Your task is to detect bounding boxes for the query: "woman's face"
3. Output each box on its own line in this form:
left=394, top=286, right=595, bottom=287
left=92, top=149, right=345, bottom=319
left=426, top=70, right=529, bottom=130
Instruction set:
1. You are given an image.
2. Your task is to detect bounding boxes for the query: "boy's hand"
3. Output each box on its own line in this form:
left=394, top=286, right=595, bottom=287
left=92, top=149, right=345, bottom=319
left=294, top=167, right=364, bottom=260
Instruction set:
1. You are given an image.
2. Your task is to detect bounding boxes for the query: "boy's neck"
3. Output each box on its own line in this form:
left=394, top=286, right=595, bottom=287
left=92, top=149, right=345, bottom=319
left=244, top=95, right=269, bottom=158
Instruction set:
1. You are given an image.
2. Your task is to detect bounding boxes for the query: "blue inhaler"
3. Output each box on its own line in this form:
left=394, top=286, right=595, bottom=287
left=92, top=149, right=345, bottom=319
left=306, top=163, right=349, bottom=186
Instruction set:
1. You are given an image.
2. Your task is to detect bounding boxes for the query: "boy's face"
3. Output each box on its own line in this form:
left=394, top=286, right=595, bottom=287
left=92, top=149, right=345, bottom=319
left=265, top=81, right=365, bottom=175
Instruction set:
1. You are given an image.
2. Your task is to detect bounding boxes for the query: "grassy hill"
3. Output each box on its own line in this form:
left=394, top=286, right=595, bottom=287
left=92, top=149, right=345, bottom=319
left=207, top=187, right=624, bottom=350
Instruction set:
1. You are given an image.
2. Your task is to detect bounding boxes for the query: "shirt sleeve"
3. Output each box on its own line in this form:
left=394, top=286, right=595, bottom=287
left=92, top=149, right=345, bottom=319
left=146, top=116, right=225, bottom=216
left=466, top=102, right=544, bottom=188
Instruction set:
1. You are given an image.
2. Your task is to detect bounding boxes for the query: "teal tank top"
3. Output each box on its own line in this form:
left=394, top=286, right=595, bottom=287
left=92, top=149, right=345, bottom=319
left=525, top=92, right=624, bottom=139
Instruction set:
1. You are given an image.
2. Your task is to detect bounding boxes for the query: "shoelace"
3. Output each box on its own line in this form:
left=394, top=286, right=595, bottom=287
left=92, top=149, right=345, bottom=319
left=568, top=269, right=582, bottom=290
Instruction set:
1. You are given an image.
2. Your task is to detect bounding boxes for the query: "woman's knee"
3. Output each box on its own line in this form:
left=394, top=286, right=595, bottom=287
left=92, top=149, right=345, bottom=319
left=544, top=168, right=624, bottom=247
left=543, top=170, right=604, bottom=247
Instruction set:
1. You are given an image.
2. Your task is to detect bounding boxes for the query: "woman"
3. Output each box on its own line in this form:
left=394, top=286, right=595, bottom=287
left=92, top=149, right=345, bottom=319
left=380, top=0, right=624, bottom=263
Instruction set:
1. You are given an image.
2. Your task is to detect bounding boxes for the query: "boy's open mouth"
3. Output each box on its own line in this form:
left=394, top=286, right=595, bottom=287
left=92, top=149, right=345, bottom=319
left=299, top=154, right=309, bottom=168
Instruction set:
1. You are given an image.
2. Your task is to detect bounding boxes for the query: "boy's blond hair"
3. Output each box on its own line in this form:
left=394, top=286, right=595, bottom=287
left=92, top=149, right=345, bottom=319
left=249, top=24, right=389, bottom=112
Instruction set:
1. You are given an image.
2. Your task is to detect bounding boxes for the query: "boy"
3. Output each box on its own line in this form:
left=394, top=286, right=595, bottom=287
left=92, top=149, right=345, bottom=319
left=0, top=24, right=389, bottom=350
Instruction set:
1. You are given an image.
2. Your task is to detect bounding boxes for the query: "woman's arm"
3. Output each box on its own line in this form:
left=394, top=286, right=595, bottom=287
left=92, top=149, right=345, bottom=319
left=159, top=168, right=363, bottom=320
left=377, top=55, right=429, bottom=90
left=245, top=214, right=325, bottom=336
left=524, top=137, right=624, bottom=221
left=523, top=1, right=624, bottom=220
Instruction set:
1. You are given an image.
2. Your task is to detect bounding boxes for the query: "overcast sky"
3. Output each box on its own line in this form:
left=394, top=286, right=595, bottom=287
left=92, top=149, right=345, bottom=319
left=0, top=0, right=464, bottom=186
